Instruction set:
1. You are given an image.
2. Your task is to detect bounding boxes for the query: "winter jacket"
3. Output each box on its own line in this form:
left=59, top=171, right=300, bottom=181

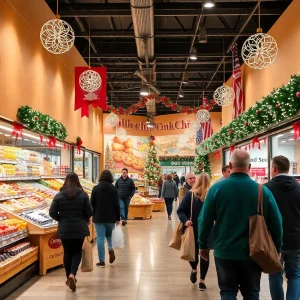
left=91, top=180, right=120, bottom=223
left=161, top=180, right=178, bottom=199
left=49, top=188, right=92, bottom=239
left=178, top=183, right=191, bottom=202
left=180, top=176, right=185, bottom=186
left=198, top=173, right=283, bottom=260
left=115, top=176, right=136, bottom=199
left=265, top=175, right=300, bottom=250
left=173, top=175, right=180, bottom=186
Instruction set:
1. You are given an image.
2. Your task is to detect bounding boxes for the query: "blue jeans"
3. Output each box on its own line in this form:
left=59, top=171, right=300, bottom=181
left=215, top=257, right=261, bottom=300
left=164, top=198, right=174, bottom=217
left=94, top=223, right=115, bottom=261
left=119, top=198, right=131, bottom=220
left=269, top=250, right=300, bottom=300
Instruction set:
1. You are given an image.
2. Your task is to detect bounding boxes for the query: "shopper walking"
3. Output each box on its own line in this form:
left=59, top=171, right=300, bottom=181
left=214, top=165, right=230, bottom=184
left=157, top=174, right=164, bottom=198
left=178, top=172, right=196, bottom=202
left=91, top=170, right=121, bottom=268
left=180, top=173, right=186, bottom=186
left=265, top=155, right=300, bottom=300
left=115, top=168, right=136, bottom=226
left=198, top=150, right=283, bottom=300
left=161, top=173, right=178, bottom=219
left=49, top=172, right=93, bottom=292
left=177, top=173, right=212, bottom=291
left=173, top=172, right=180, bottom=187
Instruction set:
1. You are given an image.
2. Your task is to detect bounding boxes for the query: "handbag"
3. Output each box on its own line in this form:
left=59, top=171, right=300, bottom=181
left=179, top=192, right=195, bottom=262
left=81, top=236, right=93, bottom=272
left=249, top=184, right=282, bottom=274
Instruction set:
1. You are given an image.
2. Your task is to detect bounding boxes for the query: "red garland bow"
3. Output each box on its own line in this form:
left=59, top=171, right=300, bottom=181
left=39, top=135, right=43, bottom=145
left=230, top=145, right=235, bottom=154
left=12, top=122, right=23, bottom=141
left=215, top=150, right=221, bottom=159
left=77, top=137, right=83, bottom=154
left=293, top=121, right=300, bottom=140
left=47, top=136, right=56, bottom=148
left=252, top=137, right=261, bottom=150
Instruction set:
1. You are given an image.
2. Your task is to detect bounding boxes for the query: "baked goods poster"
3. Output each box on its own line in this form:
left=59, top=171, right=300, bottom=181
left=104, top=134, right=196, bottom=174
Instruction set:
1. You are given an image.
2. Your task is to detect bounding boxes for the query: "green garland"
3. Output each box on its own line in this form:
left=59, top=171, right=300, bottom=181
left=159, top=155, right=194, bottom=161
left=196, top=74, right=300, bottom=156
left=194, top=154, right=211, bottom=177
left=17, top=106, right=67, bottom=140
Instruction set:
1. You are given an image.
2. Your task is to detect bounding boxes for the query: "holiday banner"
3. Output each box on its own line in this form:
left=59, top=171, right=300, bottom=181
left=74, top=67, right=107, bottom=118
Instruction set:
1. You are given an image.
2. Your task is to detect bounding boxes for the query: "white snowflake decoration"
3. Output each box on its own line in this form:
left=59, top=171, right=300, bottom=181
left=196, top=109, right=210, bottom=123
left=116, top=127, right=127, bottom=138
left=79, top=70, right=102, bottom=93
left=214, top=85, right=235, bottom=106
left=40, top=19, right=75, bottom=54
left=190, top=121, right=201, bottom=131
left=105, top=113, right=119, bottom=128
left=242, top=33, right=278, bottom=70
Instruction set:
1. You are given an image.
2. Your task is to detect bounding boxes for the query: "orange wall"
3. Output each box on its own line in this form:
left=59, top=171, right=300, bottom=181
left=103, top=112, right=222, bottom=136
left=0, top=0, right=103, bottom=153
left=222, top=0, right=300, bottom=126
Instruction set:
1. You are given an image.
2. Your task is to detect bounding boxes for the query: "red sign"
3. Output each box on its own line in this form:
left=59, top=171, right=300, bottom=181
left=250, top=168, right=266, bottom=176
left=48, top=234, right=62, bottom=249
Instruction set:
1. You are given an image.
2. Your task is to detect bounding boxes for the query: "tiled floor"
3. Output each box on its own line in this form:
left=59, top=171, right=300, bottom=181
left=5, top=203, right=285, bottom=300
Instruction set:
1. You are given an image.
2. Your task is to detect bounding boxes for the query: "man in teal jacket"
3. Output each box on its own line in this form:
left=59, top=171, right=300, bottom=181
left=198, top=150, right=283, bottom=300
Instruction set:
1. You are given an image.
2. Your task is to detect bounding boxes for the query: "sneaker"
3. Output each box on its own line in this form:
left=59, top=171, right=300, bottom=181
left=122, top=220, right=126, bottom=226
left=65, top=278, right=77, bottom=286
left=96, top=261, right=105, bottom=268
left=199, top=282, right=207, bottom=291
left=190, top=271, right=197, bottom=284
left=109, top=249, right=115, bottom=264
left=168, top=216, right=171, bottom=220
left=68, top=277, right=76, bottom=292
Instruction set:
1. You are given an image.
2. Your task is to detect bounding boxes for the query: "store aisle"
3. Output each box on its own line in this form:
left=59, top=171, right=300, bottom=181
left=6, top=205, right=283, bottom=300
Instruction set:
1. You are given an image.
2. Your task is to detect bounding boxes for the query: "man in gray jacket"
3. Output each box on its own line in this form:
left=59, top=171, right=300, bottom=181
left=161, top=174, right=178, bottom=220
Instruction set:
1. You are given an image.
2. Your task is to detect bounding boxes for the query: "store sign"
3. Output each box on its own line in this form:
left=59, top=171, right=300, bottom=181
left=250, top=168, right=266, bottom=176
left=48, top=234, right=62, bottom=249
left=160, top=159, right=194, bottom=166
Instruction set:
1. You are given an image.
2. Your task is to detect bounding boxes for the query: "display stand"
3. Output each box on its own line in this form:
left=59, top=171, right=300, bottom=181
left=151, top=201, right=165, bottom=212
left=128, top=204, right=153, bottom=220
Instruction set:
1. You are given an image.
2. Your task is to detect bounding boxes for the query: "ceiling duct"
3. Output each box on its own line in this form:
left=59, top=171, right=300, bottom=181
left=131, top=0, right=157, bottom=115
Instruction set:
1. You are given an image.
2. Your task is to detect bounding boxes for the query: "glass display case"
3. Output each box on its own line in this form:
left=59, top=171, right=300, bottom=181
left=85, top=151, right=93, bottom=182
left=93, top=154, right=100, bottom=183
left=74, top=149, right=84, bottom=178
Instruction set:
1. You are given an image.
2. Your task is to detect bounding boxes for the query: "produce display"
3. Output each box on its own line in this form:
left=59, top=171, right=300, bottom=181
left=0, top=210, right=7, bottom=221
left=149, top=197, right=164, bottom=203
left=0, top=219, right=27, bottom=238
left=80, top=179, right=95, bottom=195
left=19, top=208, right=57, bottom=227
left=40, top=179, right=62, bottom=191
left=130, top=194, right=152, bottom=205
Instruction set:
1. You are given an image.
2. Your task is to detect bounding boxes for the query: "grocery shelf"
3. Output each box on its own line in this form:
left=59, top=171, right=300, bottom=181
left=0, top=160, right=41, bottom=167
left=0, top=194, right=32, bottom=201
left=41, top=176, right=66, bottom=179
left=0, top=177, right=41, bottom=181
left=0, top=230, right=28, bottom=250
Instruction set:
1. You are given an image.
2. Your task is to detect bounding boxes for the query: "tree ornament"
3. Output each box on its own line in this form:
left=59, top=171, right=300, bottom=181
left=43, top=122, right=47, bottom=127
left=40, top=18, right=75, bottom=54
left=296, top=91, right=300, bottom=98
left=245, top=121, right=249, bottom=126
left=79, top=70, right=102, bottom=93
left=105, top=112, right=119, bottom=128
left=276, top=103, right=280, bottom=109
left=196, top=109, right=210, bottom=123
left=256, top=110, right=260, bottom=115
left=242, top=30, right=278, bottom=70
left=213, top=85, right=235, bottom=106
left=34, top=116, right=39, bottom=121
left=229, top=129, right=233, bottom=134
left=115, top=127, right=127, bottom=138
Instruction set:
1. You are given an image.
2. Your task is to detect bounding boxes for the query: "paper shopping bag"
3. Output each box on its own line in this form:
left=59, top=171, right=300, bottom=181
left=179, top=226, right=195, bottom=262
left=169, top=223, right=183, bottom=250
left=81, top=238, right=93, bottom=272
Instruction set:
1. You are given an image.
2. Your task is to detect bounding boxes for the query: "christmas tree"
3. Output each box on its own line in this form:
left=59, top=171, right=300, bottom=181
left=144, top=136, right=162, bottom=187
left=194, top=154, right=212, bottom=178
left=105, top=144, right=115, bottom=170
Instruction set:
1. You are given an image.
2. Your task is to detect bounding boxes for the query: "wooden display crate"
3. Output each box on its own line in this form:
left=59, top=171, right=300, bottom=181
left=128, top=204, right=153, bottom=220
left=0, top=247, right=38, bottom=284
left=152, top=201, right=165, bottom=212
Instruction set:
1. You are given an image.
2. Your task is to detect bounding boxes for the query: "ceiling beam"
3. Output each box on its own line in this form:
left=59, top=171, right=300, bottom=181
left=108, top=79, right=223, bottom=83
left=106, top=68, right=233, bottom=74
left=85, top=54, right=232, bottom=59
left=109, top=89, right=216, bottom=93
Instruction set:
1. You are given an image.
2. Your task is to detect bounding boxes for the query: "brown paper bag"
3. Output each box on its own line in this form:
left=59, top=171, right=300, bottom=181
left=179, top=226, right=195, bottom=262
left=81, top=237, right=93, bottom=272
left=249, top=184, right=282, bottom=274
left=169, top=222, right=183, bottom=250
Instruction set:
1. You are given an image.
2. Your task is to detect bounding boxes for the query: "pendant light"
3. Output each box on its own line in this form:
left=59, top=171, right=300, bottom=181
left=189, top=47, right=198, bottom=61
left=178, top=90, right=184, bottom=98
left=202, top=0, right=215, bottom=8
left=199, top=27, right=207, bottom=44
left=182, top=73, right=189, bottom=85
left=140, top=84, right=150, bottom=96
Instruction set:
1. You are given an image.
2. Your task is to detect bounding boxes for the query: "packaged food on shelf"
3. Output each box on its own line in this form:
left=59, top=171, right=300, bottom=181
left=130, top=194, right=152, bottom=205
left=148, top=197, right=164, bottom=203
left=19, top=208, right=57, bottom=227
left=0, top=219, right=27, bottom=238
left=0, top=210, right=7, bottom=221
left=0, top=195, right=46, bottom=213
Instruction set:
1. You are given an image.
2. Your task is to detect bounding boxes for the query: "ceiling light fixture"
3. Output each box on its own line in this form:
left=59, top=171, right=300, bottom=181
left=178, top=90, right=184, bottom=98
left=281, top=141, right=286, bottom=143
left=199, top=27, right=207, bottom=43
left=203, top=0, right=215, bottom=8
left=140, top=84, right=150, bottom=96
left=189, top=47, right=197, bottom=60
left=182, top=73, right=189, bottom=84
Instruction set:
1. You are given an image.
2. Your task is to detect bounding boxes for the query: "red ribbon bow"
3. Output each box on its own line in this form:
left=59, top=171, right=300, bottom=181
left=77, top=138, right=83, bottom=154
left=47, top=136, right=57, bottom=148
left=293, top=121, right=300, bottom=140
left=12, top=122, right=23, bottom=141
left=252, top=137, right=261, bottom=150
left=215, top=150, right=221, bottom=159
left=230, top=145, right=235, bottom=154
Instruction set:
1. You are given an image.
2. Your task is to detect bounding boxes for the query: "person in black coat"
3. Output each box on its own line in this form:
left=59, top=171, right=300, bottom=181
left=177, top=173, right=212, bottom=291
left=265, top=155, right=300, bottom=300
left=91, top=170, right=120, bottom=268
left=49, top=172, right=92, bottom=292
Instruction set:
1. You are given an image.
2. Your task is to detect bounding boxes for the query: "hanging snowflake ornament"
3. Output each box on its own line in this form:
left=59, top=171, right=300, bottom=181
left=242, top=29, right=278, bottom=70
left=196, top=109, right=210, bottom=123
left=115, top=127, right=127, bottom=138
left=40, top=18, right=75, bottom=54
left=214, top=85, right=235, bottom=106
left=105, top=112, right=119, bottom=128
left=79, top=70, right=102, bottom=92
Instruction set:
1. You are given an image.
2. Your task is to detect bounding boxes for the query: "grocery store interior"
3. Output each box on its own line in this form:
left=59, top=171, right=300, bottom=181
left=0, top=0, right=299, bottom=299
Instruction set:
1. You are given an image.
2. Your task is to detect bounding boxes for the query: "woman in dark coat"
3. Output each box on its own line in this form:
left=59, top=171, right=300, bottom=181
left=157, top=175, right=164, bottom=198
left=91, top=170, right=120, bottom=268
left=161, top=173, right=178, bottom=220
left=49, top=172, right=92, bottom=292
left=177, top=173, right=212, bottom=291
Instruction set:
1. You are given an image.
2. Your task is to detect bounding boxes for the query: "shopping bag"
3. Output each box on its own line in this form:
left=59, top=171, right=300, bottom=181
left=169, top=222, right=183, bottom=250
left=112, top=225, right=124, bottom=249
left=81, top=237, right=93, bottom=272
left=179, top=226, right=195, bottom=262
left=249, top=184, right=282, bottom=274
